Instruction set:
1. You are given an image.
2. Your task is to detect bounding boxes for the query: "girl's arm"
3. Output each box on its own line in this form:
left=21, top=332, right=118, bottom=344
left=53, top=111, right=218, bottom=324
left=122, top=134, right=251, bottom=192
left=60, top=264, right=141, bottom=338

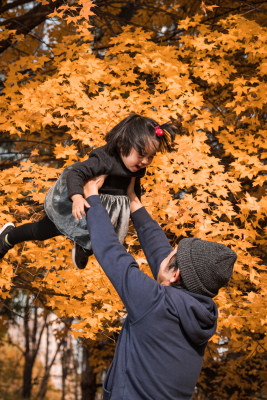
left=67, top=151, right=113, bottom=220
left=66, top=153, right=112, bottom=198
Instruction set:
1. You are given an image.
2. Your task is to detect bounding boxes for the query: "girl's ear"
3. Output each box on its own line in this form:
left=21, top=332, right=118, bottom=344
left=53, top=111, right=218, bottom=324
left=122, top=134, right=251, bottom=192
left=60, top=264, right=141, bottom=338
left=170, top=269, right=181, bottom=283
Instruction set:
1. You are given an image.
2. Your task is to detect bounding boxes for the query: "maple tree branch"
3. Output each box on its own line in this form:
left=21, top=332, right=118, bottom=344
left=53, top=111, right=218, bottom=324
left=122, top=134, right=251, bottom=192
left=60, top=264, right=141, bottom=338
left=203, top=0, right=267, bottom=24
left=101, top=14, right=117, bottom=36
left=156, top=0, right=267, bottom=42
left=155, top=29, right=185, bottom=44
left=13, top=276, right=86, bottom=302
left=142, top=5, right=178, bottom=18
left=0, top=299, right=25, bottom=319
left=1, top=0, right=265, bottom=55
left=97, top=0, right=186, bottom=19
left=5, top=335, right=25, bottom=354
left=32, top=313, right=48, bottom=360
left=255, top=341, right=266, bottom=352
left=0, top=0, right=32, bottom=14
left=93, top=7, right=159, bottom=34
left=189, top=76, right=227, bottom=119
left=21, top=27, right=53, bottom=49
left=0, top=0, right=65, bottom=54
left=0, top=152, right=36, bottom=156
left=9, top=43, right=30, bottom=56
left=0, top=156, right=54, bottom=169
left=0, top=139, right=54, bottom=145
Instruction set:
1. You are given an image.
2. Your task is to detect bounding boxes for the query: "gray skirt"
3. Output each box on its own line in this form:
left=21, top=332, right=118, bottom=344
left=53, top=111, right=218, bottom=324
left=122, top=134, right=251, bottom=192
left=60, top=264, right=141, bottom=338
left=44, top=166, right=130, bottom=250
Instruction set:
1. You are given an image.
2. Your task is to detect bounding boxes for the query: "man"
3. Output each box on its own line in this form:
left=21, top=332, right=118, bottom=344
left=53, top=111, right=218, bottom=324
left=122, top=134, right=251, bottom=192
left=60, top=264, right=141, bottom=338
left=84, top=177, right=237, bottom=400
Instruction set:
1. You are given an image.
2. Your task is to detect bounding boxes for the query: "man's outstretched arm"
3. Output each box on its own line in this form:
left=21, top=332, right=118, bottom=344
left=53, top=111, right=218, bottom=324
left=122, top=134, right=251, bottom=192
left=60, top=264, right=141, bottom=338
left=83, top=176, right=163, bottom=322
left=127, top=178, right=172, bottom=280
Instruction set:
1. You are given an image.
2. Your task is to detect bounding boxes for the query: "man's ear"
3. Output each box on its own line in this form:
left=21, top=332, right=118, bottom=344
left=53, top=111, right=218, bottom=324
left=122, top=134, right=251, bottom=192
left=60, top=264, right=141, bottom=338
left=170, top=269, right=181, bottom=283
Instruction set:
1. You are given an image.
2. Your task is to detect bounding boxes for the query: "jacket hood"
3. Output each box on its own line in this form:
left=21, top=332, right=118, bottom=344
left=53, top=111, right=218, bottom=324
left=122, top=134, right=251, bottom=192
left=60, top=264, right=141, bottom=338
left=165, top=287, right=218, bottom=346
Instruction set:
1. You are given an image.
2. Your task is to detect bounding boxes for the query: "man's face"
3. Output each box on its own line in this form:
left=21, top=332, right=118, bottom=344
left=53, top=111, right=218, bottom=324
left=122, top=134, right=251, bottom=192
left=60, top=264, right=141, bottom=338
left=157, top=247, right=179, bottom=286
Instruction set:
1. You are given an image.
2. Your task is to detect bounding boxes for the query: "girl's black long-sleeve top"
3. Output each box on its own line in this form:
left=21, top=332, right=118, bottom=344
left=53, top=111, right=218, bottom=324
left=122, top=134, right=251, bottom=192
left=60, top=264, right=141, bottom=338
left=66, top=145, right=146, bottom=199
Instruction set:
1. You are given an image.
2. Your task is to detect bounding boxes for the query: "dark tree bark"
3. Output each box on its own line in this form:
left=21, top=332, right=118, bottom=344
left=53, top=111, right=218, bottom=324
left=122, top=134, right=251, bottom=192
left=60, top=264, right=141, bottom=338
left=73, top=342, right=80, bottom=400
left=22, top=296, right=48, bottom=398
left=81, top=343, right=97, bottom=400
left=61, top=337, right=72, bottom=400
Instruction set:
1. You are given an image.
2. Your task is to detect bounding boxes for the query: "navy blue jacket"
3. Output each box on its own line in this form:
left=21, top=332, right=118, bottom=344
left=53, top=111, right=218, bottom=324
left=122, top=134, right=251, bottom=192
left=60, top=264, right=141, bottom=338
left=86, top=195, right=218, bottom=400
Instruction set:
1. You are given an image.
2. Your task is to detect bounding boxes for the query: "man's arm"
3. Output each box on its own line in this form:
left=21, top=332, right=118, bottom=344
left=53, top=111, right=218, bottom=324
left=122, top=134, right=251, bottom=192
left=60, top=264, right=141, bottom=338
left=84, top=178, right=163, bottom=322
left=127, top=179, right=173, bottom=279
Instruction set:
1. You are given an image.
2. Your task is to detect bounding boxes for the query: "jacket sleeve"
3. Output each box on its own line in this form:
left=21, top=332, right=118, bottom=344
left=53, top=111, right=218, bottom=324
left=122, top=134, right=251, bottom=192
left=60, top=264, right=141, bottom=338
left=66, top=153, right=112, bottom=198
left=86, top=195, right=164, bottom=323
left=131, top=207, right=173, bottom=280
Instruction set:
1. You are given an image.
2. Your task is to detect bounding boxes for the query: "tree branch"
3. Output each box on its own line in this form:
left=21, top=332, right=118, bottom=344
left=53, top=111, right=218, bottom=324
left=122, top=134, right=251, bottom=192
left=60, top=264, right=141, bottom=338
left=0, top=0, right=65, bottom=53
left=0, top=0, right=32, bottom=14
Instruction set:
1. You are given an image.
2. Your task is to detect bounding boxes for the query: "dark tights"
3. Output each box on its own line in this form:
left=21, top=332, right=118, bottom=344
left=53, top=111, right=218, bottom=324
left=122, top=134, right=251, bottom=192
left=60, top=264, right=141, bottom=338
left=7, top=215, right=62, bottom=245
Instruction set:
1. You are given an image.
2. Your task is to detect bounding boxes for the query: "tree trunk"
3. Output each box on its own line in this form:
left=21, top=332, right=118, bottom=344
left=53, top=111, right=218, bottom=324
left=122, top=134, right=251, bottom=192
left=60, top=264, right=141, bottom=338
left=22, top=294, right=35, bottom=399
left=22, top=354, right=34, bottom=398
left=37, top=318, right=73, bottom=399
left=73, top=342, right=80, bottom=400
left=81, top=343, right=97, bottom=400
left=37, top=337, right=63, bottom=399
left=61, top=338, right=69, bottom=400
left=22, top=296, right=48, bottom=399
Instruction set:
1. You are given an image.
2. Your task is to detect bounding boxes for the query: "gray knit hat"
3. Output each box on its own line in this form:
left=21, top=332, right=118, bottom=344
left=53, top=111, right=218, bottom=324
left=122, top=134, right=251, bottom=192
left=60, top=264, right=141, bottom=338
left=177, top=238, right=237, bottom=298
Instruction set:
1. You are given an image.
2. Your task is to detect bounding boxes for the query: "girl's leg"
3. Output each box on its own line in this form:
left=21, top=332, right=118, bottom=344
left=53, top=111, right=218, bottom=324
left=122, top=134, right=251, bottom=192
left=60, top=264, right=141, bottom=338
left=7, top=215, right=62, bottom=245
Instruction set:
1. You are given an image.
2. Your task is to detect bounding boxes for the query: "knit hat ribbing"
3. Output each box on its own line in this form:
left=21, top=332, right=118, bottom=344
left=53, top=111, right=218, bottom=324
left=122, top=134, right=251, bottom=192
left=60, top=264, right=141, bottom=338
left=177, top=238, right=237, bottom=298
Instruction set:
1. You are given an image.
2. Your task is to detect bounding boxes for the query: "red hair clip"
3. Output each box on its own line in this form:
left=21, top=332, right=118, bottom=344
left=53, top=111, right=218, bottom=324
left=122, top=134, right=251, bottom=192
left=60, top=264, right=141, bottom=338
left=155, top=125, right=163, bottom=136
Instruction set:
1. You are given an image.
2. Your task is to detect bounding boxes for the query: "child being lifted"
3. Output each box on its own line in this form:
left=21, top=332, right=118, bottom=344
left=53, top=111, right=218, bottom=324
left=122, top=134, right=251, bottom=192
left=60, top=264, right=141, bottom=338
left=0, top=113, right=175, bottom=269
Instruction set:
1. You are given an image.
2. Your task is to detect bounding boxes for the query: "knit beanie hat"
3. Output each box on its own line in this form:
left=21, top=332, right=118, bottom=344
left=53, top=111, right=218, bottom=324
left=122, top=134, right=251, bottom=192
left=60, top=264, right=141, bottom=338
left=177, top=238, right=237, bottom=298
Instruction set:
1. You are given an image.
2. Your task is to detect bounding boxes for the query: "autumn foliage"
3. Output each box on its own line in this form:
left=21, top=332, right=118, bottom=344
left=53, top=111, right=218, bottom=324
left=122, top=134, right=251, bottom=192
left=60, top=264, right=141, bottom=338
left=0, top=1, right=266, bottom=398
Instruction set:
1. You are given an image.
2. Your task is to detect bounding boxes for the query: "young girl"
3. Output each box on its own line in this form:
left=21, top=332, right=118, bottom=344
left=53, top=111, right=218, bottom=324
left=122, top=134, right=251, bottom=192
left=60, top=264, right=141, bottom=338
left=0, top=113, right=175, bottom=269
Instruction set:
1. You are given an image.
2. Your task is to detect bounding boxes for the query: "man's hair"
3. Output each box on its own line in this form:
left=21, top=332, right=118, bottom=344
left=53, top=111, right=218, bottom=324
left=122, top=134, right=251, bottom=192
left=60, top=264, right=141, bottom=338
left=167, top=253, right=186, bottom=290
left=167, top=253, right=177, bottom=271
left=105, top=113, right=176, bottom=156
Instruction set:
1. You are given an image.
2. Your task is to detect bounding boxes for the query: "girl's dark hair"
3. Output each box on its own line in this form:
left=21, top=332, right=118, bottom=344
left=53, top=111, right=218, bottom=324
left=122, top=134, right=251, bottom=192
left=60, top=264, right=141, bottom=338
left=105, top=113, right=176, bottom=156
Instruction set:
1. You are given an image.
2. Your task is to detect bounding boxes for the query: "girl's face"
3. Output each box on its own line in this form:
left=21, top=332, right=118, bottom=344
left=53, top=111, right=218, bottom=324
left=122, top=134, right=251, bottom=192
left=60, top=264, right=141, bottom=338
left=120, top=140, right=159, bottom=172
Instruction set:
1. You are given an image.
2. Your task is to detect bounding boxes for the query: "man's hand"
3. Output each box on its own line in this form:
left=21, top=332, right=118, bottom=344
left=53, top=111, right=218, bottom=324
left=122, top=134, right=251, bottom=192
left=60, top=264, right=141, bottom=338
left=83, top=175, right=107, bottom=198
left=71, top=176, right=107, bottom=220
left=71, top=194, right=90, bottom=220
left=127, top=178, right=143, bottom=214
left=126, top=177, right=136, bottom=201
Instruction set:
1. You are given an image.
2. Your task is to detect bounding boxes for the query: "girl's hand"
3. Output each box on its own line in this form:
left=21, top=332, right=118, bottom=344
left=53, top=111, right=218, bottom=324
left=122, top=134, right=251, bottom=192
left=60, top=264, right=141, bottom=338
left=83, top=175, right=107, bottom=198
left=71, top=194, right=90, bottom=220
